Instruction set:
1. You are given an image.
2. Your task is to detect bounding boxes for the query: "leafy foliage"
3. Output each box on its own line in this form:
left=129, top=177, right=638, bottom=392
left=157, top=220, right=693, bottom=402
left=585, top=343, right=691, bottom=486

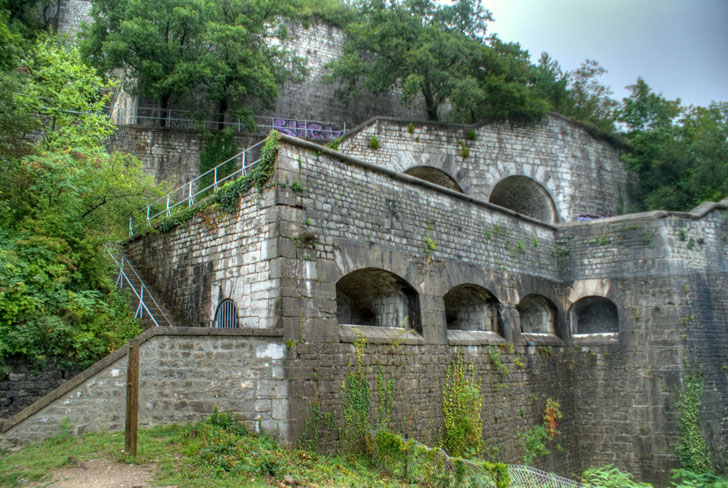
left=619, top=78, right=728, bottom=211
left=674, top=362, right=712, bottom=474
left=441, top=351, right=483, bottom=458
left=0, top=35, right=161, bottom=373
left=583, top=465, right=654, bottom=488
left=326, top=0, right=549, bottom=124
left=341, top=333, right=371, bottom=451
left=81, top=0, right=303, bottom=128
left=198, top=130, right=240, bottom=197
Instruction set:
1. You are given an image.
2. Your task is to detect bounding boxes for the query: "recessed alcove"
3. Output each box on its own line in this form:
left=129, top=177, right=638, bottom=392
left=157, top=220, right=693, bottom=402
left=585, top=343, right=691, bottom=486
left=489, top=175, right=557, bottom=223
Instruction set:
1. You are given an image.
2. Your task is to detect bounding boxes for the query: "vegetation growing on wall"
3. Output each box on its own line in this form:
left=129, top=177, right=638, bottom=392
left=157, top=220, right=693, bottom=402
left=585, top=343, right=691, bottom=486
left=441, top=351, right=483, bottom=458
left=675, top=362, right=713, bottom=474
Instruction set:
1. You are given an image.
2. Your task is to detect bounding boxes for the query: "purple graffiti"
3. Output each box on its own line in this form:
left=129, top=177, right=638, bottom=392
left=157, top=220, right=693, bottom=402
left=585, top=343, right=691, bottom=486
left=273, top=118, right=344, bottom=141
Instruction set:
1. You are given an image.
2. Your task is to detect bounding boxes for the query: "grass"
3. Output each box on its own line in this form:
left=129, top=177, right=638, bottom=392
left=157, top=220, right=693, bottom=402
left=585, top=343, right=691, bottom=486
left=0, top=414, right=412, bottom=487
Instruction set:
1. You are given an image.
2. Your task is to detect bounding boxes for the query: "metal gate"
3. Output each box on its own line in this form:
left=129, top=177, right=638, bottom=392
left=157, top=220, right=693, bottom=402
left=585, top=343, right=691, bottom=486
left=213, top=299, right=239, bottom=328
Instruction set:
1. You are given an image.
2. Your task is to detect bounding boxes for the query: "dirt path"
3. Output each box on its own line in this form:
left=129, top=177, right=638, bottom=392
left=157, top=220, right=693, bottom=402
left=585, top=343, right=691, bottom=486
left=27, top=458, right=175, bottom=488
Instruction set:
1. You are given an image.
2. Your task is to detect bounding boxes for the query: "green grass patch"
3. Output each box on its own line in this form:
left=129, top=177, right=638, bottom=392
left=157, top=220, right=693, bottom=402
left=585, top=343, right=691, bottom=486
left=0, top=414, right=411, bottom=487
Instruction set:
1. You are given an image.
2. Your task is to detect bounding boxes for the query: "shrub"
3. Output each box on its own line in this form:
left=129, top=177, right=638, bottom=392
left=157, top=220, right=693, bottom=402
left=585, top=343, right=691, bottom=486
left=368, top=135, right=380, bottom=150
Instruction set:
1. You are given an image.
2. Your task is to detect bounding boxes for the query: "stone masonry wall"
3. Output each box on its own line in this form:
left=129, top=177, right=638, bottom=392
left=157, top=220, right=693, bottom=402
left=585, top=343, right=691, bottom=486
left=268, top=22, right=426, bottom=125
left=339, top=116, right=628, bottom=222
left=272, top=137, right=727, bottom=485
left=57, top=0, right=92, bottom=38
left=124, top=184, right=281, bottom=329
left=109, top=127, right=263, bottom=187
left=0, top=328, right=288, bottom=449
left=0, top=361, right=78, bottom=421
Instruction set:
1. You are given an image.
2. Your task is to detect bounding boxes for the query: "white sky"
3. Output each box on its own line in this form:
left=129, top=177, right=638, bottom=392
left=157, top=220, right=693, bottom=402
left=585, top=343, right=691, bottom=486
left=485, top=0, right=728, bottom=107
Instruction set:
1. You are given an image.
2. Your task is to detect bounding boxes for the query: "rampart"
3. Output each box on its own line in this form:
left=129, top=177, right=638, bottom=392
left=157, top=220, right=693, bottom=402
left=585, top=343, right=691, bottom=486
left=3, top=119, right=726, bottom=486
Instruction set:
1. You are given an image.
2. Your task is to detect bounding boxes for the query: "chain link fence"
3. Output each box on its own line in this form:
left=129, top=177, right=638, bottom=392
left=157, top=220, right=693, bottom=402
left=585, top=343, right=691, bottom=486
left=368, top=430, right=591, bottom=488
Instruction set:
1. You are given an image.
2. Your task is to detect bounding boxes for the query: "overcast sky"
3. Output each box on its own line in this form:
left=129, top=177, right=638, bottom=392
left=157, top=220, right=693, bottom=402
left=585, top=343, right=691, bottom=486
left=485, top=0, right=728, bottom=107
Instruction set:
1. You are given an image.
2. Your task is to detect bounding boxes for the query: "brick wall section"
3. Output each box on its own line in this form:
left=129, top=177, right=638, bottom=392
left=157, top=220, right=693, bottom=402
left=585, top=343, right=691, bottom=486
left=0, top=328, right=288, bottom=450
left=339, top=116, right=628, bottom=222
left=124, top=187, right=281, bottom=329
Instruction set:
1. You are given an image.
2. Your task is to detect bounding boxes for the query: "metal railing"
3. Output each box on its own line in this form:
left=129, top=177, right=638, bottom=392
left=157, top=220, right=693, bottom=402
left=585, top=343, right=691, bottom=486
left=130, top=138, right=266, bottom=236
left=107, top=247, right=174, bottom=328
left=111, top=105, right=347, bottom=140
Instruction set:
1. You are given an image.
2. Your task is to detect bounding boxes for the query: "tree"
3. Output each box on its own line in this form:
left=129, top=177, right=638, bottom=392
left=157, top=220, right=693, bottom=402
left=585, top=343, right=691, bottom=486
left=326, top=0, right=493, bottom=121
left=0, top=36, right=163, bottom=373
left=81, top=0, right=208, bottom=125
left=81, top=0, right=301, bottom=129
left=198, top=0, right=303, bottom=130
left=327, top=0, right=550, bottom=124
left=618, top=78, right=728, bottom=211
left=560, top=59, right=618, bottom=132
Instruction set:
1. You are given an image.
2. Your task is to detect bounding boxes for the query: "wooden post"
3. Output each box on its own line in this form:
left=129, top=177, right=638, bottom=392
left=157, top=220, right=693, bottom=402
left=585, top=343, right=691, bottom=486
left=124, top=339, right=140, bottom=456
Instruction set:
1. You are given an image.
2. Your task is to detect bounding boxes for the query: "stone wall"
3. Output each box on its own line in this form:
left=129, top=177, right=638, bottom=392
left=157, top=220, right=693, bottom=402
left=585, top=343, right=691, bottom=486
left=0, top=328, right=288, bottom=449
left=108, top=127, right=263, bottom=187
left=339, top=116, right=628, bottom=222
left=57, top=0, right=92, bottom=38
left=124, top=182, right=281, bottom=329
left=0, top=362, right=78, bottom=421
left=268, top=22, right=426, bottom=125
left=272, top=136, right=728, bottom=485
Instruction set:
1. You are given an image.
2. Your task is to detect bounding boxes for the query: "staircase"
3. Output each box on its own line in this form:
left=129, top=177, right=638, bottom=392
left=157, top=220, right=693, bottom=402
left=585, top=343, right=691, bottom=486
left=106, top=246, right=175, bottom=329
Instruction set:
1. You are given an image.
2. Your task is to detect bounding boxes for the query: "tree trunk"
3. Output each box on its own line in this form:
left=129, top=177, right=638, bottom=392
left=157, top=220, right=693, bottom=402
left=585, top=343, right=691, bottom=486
left=160, top=94, right=170, bottom=128
left=217, top=99, right=228, bottom=132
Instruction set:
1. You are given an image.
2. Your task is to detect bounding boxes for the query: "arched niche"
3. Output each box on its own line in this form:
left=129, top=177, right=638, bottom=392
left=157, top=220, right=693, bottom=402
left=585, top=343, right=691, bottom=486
left=336, top=268, right=421, bottom=332
left=489, top=175, right=557, bottom=223
left=213, top=299, right=239, bottom=328
left=518, top=294, right=557, bottom=335
left=570, top=296, right=618, bottom=335
left=444, top=284, right=502, bottom=335
left=404, top=166, right=463, bottom=193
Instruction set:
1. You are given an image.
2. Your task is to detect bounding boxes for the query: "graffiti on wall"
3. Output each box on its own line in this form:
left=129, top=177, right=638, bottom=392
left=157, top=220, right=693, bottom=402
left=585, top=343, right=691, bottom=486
left=273, top=118, right=344, bottom=141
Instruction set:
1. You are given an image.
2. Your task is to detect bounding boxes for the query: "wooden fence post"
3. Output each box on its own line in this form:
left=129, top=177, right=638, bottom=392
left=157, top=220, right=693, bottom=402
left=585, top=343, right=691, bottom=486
left=124, top=339, right=140, bottom=456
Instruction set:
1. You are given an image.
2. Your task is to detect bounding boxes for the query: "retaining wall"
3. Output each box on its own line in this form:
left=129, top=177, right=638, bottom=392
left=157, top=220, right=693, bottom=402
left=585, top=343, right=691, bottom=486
left=0, top=328, right=288, bottom=449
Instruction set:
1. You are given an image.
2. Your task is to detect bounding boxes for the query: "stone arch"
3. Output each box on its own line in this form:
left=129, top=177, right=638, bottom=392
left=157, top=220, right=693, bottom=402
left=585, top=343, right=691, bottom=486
left=570, top=296, right=618, bottom=335
left=404, top=166, right=463, bottom=192
left=489, top=175, right=557, bottom=223
left=443, top=284, right=502, bottom=335
left=517, top=294, right=557, bottom=335
left=336, top=268, right=421, bottom=332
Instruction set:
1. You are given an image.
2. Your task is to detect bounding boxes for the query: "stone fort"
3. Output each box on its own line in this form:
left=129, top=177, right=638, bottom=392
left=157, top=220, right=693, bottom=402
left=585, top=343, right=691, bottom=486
left=1, top=3, right=727, bottom=486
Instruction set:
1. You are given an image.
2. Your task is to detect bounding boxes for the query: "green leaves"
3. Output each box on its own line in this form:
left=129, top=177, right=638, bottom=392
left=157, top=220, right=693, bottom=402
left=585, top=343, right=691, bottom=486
left=619, top=79, right=728, bottom=211
left=326, top=0, right=552, bottom=124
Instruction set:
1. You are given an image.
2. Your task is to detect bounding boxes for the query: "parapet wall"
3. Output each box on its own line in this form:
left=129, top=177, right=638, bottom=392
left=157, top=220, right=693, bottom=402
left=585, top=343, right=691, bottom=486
left=0, top=328, right=288, bottom=449
left=340, top=116, right=628, bottom=222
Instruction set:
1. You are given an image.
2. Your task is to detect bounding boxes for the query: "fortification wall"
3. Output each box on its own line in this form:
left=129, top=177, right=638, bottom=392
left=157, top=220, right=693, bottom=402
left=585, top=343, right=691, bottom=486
left=273, top=137, right=728, bottom=484
left=124, top=185, right=281, bottom=329
left=0, top=328, right=288, bottom=449
left=339, top=116, right=628, bottom=222
left=108, top=127, right=263, bottom=187
left=0, top=361, right=79, bottom=421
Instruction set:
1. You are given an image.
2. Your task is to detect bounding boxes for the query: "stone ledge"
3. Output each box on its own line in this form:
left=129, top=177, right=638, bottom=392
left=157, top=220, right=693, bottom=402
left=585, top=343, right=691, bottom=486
left=447, top=329, right=506, bottom=346
left=520, top=333, right=564, bottom=347
left=0, top=326, right=283, bottom=433
left=571, top=332, right=619, bottom=346
left=339, top=324, right=424, bottom=345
